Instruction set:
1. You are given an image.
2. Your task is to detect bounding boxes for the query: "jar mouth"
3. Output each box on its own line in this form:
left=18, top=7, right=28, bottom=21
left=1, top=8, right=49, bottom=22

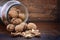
left=1, top=1, right=29, bottom=25
left=7, top=4, right=29, bottom=23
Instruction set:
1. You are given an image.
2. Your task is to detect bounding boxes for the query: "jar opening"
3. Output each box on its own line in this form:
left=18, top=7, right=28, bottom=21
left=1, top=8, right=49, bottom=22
left=7, top=4, right=28, bottom=24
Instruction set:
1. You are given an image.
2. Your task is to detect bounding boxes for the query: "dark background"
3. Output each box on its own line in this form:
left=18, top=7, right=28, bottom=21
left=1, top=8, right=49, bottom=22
left=57, top=0, right=60, bottom=22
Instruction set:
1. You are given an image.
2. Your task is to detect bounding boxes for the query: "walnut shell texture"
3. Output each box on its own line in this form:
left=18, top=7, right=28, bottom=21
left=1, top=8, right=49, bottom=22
left=9, top=11, right=19, bottom=18
left=11, top=18, right=22, bottom=25
left=19, top=13, right=25, bottom=20
left=27, top=23, right=37, bottom=30
left=15, top=22, right=27, bottom=32
left=6, top=24, right=15, bottom=32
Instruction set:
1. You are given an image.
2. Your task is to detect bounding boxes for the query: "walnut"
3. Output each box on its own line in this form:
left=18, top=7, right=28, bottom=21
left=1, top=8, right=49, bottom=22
left=27, top=23, right=37, bottom=30
left=6, top=24, right=15, bottom=32
left=22, top=32, right=26, bottom=36
left=10, top=7, right=17, bottom=11
left=9, top=10, right=19, bottom=18
left=9, top=11, right=18, bottom=18
left=15, top=22, right=27, bottom=32
left=31, top=29, right=40, bottom=36
left=23, top=23, right=28, bottom=31
left=22, top=29, right=40, bottom=37
left=24, top=33, right=33, bottom=38
left=22, top=31, right=34, bottom=38
left=11, top=18, right=22, bottom=25
left=19, top=13, right=25, bottom=20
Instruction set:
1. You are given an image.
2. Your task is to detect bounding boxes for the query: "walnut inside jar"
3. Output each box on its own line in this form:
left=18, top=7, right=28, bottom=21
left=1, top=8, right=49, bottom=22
left=8, top=6, right=19, bottom=18
left=10, top=6, right=17, bottom=11
left=19, top=13, right=25, bottom=20
left=11, top=18, right=22, bottom=25
left=9, top=10, right=19, bottom=18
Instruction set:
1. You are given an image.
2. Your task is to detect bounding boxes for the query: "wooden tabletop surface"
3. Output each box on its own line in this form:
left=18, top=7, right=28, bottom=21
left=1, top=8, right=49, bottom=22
left=0, top=22, right=60, bottom=35
left=0, top=22, right=60, bottom=40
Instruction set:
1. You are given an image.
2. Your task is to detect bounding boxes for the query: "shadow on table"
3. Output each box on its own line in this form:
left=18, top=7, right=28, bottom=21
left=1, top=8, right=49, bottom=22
left=0, top=33, right=60, bottom=40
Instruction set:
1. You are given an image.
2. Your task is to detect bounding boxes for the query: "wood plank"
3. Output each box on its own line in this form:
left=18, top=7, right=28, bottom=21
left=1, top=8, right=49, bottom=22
left=18, top=0, right=57, bottom=21
left=28, top=13, right=56, bottom=21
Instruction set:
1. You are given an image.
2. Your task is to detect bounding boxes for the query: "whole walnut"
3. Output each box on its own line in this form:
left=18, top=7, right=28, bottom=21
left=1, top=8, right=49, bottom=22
left=27, top=23, right=37, bottom=30
left=6, top=24, right=15, bottom=32
left=9, top=10, right=19, bottom=18
left=11, top=18, right=22, bottom=25
left=19, top=13, right=25, bottom=20
left=15, top=22, right=27, bottom=32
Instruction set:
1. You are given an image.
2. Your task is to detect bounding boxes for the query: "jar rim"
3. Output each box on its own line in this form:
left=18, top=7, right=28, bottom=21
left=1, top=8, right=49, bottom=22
left=0, top=1, right=29, bottom=25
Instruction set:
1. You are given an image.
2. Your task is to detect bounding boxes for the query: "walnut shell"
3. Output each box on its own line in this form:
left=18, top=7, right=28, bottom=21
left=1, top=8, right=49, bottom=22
left=10, top=7, right=17, bottom=11
left=6, top=24, right=15, bottom=32
left=24, top=33, right=33, bottom=38
left=9, top=10, right=19, bottom=18
left=19, top=13, right=25, bottom=20
left=23, top=23, right=28, bottom=31
left=15, top=22, right=27, bottom=32
left=22, top=31, right=34, bottom=38
left=11, top=18, right=22, bottom=25
left=27, top=23, right=37, bottom=30
left=31, top=29, right=40, bottom=36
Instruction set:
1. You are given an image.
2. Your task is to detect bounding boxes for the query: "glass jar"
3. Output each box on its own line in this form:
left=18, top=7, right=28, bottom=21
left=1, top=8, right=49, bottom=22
left=0, top=0, right=28, bottom=25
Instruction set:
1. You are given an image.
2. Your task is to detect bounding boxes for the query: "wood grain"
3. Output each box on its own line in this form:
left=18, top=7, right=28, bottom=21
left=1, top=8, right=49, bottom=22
left=18, top=0, right=57, bottom=21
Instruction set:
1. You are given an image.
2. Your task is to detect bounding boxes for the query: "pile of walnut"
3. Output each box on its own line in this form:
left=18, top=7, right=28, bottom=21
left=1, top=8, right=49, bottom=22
left=6, top=7, right=40, bottom=38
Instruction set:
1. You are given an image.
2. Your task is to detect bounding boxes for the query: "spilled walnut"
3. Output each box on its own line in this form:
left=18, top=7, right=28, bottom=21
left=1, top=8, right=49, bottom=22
left=15, top=22, right=27, bottom=32
left=6, top=24, right=15, bottom=32
left=22, top=32, right=33, bottom=38
left=31, top=29, right=40, bottom=36
left=27, top=23, right=37, bottom=30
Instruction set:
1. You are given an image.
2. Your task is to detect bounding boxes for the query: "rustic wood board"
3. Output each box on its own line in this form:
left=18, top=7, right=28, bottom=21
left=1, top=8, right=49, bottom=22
left=18, top=0, right=57, bottom=21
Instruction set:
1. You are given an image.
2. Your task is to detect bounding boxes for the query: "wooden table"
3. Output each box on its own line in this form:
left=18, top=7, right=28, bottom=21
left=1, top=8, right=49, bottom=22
left=0, top=22, right=60, bottom=40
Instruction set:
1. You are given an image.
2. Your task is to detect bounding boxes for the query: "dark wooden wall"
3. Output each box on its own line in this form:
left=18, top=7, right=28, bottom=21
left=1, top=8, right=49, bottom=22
left=18, top=0, right=57, bottom=21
